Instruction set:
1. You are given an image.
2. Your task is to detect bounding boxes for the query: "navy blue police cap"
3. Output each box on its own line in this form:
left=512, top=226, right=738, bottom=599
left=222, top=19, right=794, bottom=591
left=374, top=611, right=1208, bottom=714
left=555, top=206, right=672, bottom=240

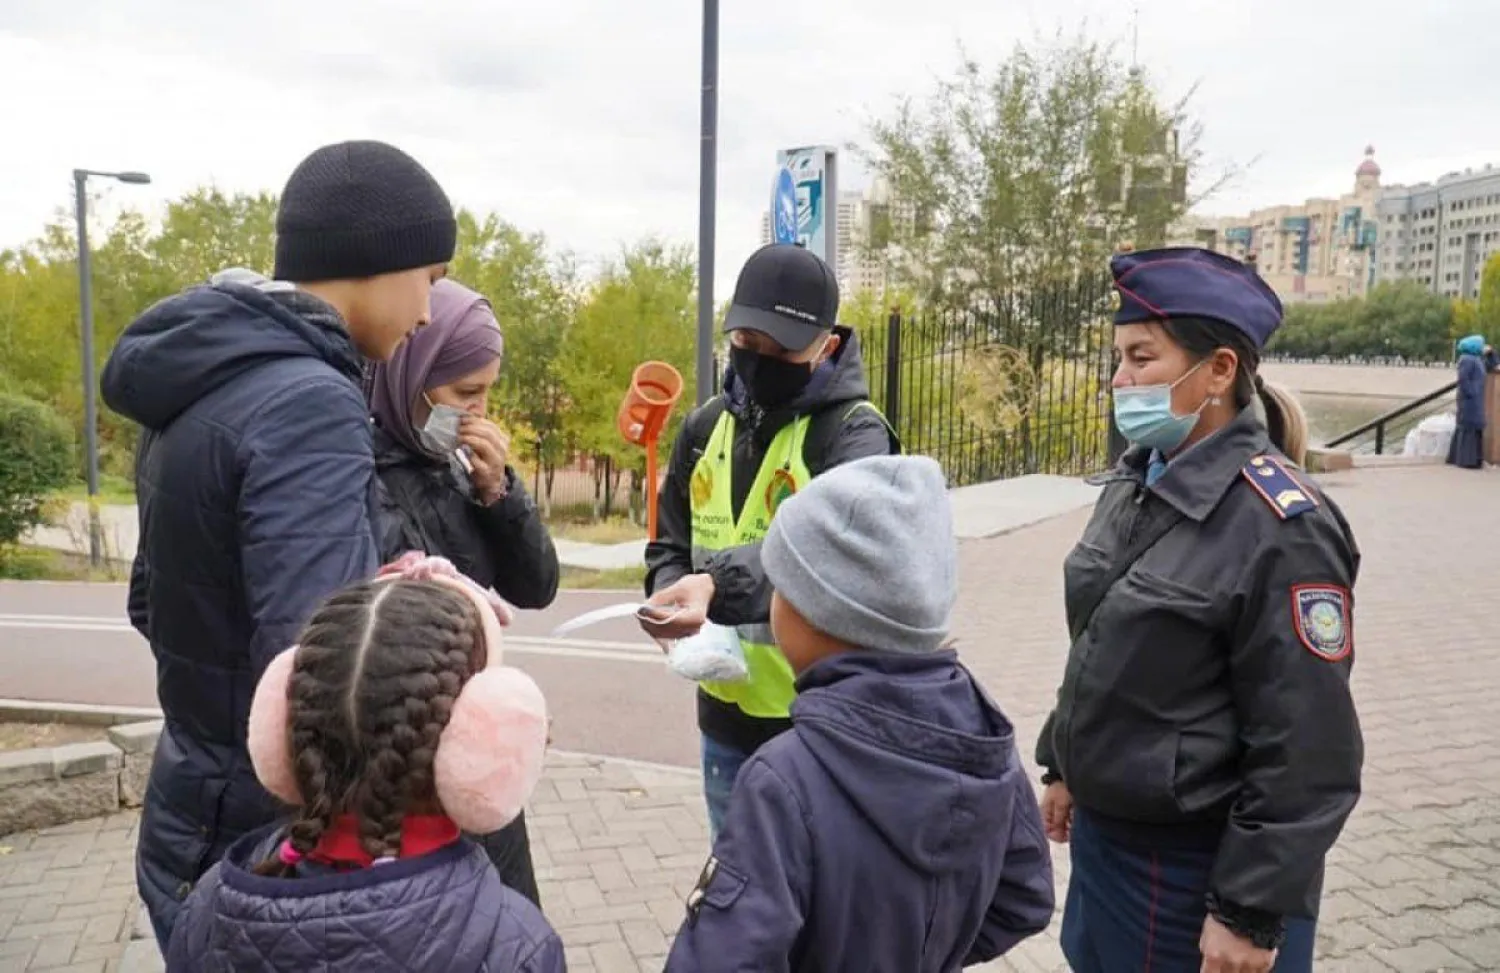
left=1110, top=246, right=1283, bottom=351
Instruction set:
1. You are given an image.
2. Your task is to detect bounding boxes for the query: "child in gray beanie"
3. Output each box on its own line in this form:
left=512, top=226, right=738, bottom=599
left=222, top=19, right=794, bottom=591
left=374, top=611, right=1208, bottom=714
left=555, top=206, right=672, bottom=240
left=665, top=455, right=1054, bottom=973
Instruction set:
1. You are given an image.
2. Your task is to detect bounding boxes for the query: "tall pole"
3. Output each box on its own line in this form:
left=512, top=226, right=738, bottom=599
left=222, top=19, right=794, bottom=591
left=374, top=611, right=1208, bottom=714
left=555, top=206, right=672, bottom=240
left=73, top=170, right=102, bottom=568
left=694, top=0, right=720, bottom=406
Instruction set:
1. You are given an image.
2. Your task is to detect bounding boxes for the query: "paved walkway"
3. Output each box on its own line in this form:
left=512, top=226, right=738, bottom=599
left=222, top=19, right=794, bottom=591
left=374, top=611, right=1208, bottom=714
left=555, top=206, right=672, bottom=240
left=4, top=465, right=1500, bottom=971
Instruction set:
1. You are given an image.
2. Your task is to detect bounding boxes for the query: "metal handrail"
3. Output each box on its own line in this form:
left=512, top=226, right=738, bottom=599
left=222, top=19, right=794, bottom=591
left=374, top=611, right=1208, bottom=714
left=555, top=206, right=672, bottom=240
left=1324, top=380, right=1458, bottom=453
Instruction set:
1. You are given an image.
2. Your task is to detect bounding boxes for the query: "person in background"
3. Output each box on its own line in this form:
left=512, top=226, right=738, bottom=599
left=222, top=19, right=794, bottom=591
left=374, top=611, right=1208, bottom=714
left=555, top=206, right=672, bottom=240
left=1448, top=333, right=1488, bottom=469
left=639, top=243, right=898, bottom=839
left=1036, top=248, right=1363, bottom=973
left=100, top=140, right=456, bottom=950
left=664, top=455, right=1053, bottom=972
left=166, top=560, right=562, bottom=973
left=1483, top=342, right=1499, bottom=374
left=368, top=277, right=559, bottom=903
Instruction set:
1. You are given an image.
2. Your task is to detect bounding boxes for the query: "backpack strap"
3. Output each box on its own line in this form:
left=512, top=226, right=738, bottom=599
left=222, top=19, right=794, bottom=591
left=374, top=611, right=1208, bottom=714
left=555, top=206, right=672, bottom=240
left=804, top=399, right=901, bottom=473
left=679, top=396, right=728, bottom=463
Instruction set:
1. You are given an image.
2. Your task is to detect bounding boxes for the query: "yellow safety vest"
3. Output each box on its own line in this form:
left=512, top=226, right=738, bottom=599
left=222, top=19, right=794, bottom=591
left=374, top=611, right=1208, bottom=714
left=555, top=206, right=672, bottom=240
left=688, top=400, right=889, bottom=719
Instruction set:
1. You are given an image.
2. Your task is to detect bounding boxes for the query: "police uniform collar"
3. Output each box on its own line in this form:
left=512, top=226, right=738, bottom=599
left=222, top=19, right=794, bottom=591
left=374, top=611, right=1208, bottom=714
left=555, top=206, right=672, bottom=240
left=1142, top=406, right=1271, bottom=521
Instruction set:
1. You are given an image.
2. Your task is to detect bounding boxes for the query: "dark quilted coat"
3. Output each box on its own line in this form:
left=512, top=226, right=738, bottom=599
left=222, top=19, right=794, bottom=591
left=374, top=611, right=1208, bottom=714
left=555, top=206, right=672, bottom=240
left=100, top=273, right=382, bottom=942
left=166, top=825, right=565, bottom=972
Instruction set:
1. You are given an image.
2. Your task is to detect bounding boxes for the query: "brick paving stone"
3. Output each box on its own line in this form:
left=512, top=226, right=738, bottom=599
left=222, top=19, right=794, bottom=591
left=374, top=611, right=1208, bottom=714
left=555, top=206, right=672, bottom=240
left=3, top=466, right=1499, bottom=972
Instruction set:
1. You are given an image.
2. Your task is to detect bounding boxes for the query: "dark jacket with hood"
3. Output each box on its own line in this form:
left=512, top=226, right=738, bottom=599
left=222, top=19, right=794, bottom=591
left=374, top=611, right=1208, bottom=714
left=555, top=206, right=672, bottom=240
left=372, top=425, right=559, bottom=609
left=166, top=825, right=564, bottom=973
left=100, top=271, right=381, bottom=938
left=645, top=327, right=899, bottom=753
left=664, top=651, right=1055, bottom=972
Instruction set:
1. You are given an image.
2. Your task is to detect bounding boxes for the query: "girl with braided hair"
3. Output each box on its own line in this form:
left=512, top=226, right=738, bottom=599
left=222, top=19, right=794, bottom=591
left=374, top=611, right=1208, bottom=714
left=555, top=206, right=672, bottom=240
left=165, top=559, right=562, bottom=973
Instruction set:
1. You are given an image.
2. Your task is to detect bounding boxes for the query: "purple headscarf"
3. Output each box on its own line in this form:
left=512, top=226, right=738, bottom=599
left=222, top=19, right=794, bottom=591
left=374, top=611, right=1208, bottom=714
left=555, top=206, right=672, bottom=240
left=369, top=278, right=504, bottom=457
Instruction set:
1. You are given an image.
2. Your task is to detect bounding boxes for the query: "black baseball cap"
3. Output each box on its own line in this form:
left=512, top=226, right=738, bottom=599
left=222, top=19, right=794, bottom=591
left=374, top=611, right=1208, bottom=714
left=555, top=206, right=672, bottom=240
left=722, top=243, right=839, bottom=352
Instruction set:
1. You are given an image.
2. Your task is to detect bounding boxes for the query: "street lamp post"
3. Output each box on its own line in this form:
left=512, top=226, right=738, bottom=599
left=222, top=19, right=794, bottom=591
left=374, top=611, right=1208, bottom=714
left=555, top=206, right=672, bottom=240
left=73, top=168, right=151, bottom=567
left=694, top=0, right=719, bottom=406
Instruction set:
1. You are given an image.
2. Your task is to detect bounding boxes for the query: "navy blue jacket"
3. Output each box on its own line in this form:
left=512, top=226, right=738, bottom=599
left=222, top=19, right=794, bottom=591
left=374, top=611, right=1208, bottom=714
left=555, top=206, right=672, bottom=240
left=665, top=651, right=1055, bottom=972
left=100, top=273, right=381, bottom=937
left=167, top=825, right=564, bottom=972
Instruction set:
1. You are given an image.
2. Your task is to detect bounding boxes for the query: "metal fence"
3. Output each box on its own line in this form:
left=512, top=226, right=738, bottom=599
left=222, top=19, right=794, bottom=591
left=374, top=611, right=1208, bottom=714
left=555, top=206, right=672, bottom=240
left=856, top=274, right=1119, bottom=486
left=519, top=451, right=641, bottom=523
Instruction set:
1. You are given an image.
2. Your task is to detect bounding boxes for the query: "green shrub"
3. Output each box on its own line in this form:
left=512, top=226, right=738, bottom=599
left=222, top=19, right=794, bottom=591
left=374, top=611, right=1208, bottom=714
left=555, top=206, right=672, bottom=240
left=0, top=392, right=75, bottom=554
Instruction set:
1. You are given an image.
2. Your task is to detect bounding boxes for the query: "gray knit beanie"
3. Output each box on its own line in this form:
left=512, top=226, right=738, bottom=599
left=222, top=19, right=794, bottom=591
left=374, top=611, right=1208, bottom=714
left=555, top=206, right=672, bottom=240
left=761, top=455, right=957, bottom=654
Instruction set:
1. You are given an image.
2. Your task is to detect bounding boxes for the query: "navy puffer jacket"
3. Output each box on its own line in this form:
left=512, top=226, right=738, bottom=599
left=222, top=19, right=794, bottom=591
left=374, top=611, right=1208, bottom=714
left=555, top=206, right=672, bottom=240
left=167, top=825, right=564, bottom=972
left=100, top=271, right=381, bottom=939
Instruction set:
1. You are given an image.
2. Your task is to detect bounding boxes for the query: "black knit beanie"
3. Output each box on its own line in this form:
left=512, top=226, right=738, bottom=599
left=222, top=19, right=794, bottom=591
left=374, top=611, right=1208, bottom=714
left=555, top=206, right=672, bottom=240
left=274, top=140, right=457, bottom=282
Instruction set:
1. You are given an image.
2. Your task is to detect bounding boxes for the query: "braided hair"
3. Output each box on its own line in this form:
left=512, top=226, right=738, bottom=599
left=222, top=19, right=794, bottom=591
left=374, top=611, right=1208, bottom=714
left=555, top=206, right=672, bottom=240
left=252, top=579, right=485, bottom=877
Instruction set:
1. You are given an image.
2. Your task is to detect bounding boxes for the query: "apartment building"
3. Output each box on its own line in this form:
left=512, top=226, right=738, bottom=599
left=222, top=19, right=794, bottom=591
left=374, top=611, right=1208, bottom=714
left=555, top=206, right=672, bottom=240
left=1374, top=164, right=1500, bottom=299
left=1171, top=147, right=1383, bottom=303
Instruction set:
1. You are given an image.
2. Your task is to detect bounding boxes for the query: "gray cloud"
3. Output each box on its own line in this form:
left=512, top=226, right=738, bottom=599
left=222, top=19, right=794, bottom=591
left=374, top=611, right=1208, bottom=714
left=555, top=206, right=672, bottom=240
left=2, top=0, right=1499, bottom=296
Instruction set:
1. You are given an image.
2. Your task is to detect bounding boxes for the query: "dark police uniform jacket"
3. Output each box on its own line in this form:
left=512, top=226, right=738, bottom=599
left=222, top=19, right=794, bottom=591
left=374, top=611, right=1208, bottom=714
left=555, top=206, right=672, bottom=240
left=1036, top=407, right=1363, bottom=922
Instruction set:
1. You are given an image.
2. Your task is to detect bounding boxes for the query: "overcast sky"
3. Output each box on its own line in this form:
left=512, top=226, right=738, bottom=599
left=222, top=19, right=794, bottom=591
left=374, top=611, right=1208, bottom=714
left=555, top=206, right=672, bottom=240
left=2, top=0, right=1497, bottom=297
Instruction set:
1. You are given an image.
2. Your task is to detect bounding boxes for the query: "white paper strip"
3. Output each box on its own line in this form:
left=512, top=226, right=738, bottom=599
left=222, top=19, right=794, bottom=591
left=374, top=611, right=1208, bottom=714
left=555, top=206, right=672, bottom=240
left=548, top=601, right=650, bottom=638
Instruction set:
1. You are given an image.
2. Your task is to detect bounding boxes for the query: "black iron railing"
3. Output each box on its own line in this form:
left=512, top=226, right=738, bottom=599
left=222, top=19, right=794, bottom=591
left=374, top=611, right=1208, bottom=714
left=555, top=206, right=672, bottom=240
left=1324, top=381, right=1458, bottom=455
left=856, top=275, right=1117, bottom=487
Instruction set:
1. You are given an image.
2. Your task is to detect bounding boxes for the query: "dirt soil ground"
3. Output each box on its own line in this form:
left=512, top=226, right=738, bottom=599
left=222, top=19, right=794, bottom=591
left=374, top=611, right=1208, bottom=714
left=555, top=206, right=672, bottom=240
left=0, top=721, right=107, bottom=752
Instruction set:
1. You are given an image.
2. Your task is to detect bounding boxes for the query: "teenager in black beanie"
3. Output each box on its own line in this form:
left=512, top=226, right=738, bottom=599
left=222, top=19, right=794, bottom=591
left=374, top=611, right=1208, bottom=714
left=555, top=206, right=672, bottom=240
left=101, top=140, right=456, bottom=952
left=274, top=139, right=457, bottom=359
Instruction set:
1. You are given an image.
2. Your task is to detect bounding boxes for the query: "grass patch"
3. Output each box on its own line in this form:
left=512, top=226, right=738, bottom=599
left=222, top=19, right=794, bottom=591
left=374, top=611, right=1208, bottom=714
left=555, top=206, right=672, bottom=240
left=51, top=473, right=137, bottom=506
left=0, top=721, right=107, bottom=753
left=547, top=517, right=646, bottom=545
left=0, top=545, right=127, bottom=582
left=559, top=564, right=647, bottom=591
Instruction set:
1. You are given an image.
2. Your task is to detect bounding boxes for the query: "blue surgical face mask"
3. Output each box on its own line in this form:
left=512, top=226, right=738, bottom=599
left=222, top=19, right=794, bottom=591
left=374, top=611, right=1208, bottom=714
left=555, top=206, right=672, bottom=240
left=1111, top=361, right=1209, bottom=453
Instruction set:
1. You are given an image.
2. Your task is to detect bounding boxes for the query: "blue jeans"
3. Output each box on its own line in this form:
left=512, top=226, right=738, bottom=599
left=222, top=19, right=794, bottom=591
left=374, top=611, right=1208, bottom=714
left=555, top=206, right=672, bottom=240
left=701, top=734, right=752, bottom=841
left=1061, top=810, right=1317, bottom=973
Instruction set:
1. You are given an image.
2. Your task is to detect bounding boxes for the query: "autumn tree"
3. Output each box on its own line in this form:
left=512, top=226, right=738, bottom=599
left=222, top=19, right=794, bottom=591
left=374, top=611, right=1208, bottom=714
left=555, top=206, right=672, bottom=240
left=559, top=241, right=696, bottom=518
left=448, top=211, right=576, bottom=497
left=1477, top=252, right=1500, bottom=335
left=860, top=30, right=1213, bottom=317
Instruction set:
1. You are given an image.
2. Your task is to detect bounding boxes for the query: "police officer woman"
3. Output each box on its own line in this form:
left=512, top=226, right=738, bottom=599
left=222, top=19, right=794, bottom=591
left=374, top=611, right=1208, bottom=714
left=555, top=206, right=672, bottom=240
left=1036, top=248, right=1363, bottom=973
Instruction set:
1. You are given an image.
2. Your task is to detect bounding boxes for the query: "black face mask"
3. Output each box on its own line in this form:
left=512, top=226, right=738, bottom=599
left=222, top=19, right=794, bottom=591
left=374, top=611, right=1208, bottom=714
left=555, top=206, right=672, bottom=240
left=730, top=345, right=821, bottom=411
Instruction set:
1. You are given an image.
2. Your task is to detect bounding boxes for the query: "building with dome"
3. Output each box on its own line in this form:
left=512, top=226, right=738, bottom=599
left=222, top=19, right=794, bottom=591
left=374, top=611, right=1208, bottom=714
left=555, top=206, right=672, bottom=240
left=1169, top=147, right=1384, bottom=303
left=1372, top=161, right=1500, bottom=300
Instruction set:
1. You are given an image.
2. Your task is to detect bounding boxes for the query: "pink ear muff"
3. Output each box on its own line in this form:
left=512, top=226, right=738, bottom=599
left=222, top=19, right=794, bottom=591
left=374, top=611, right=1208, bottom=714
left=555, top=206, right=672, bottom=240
left=434, top=665, right=549, bottom=834
left=243, top=573, right=548, bottom=827
left=247, top=646, right=301, bottom=805
left=426, top=575, right=549, bottom=833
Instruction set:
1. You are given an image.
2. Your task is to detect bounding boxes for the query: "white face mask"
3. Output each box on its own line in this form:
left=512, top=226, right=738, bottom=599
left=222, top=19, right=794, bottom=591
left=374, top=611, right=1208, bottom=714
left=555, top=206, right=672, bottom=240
left=417, top=396, right=475, bottom=486
left=418, top=401, right=466, bottom=456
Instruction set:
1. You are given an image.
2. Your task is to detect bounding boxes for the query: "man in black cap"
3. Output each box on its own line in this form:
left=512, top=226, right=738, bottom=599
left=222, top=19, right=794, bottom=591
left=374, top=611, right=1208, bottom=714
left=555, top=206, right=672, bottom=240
left=101, top=140, right=456, bottom=949
left=641, top=242, right=899, bottom=838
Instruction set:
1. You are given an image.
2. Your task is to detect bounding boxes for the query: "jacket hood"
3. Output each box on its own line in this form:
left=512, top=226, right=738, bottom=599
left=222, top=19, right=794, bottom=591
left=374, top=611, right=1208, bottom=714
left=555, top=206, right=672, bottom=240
left=791, top=650, right=1024, bottom=874
left=722, top=325, right=873, bottom=422
left=101, top=269, right=363, bottom=430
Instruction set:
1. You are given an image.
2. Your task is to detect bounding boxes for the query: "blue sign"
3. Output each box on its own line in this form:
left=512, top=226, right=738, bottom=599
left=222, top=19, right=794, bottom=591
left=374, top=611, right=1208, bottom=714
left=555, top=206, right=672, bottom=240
left=771, top=167, right=799, bottom=245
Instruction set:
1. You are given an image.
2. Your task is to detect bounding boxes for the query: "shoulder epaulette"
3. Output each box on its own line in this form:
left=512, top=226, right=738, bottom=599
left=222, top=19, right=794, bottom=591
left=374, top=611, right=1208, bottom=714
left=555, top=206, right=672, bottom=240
left=1240, top=455, right=1319, bottom=520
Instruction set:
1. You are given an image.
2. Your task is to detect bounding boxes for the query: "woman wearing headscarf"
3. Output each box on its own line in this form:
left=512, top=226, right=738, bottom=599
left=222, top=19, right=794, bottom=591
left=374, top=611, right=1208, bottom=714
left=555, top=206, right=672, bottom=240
left=1447, top=334, right=1488, bottom=470
left=369, top=277, right=560, bottom=905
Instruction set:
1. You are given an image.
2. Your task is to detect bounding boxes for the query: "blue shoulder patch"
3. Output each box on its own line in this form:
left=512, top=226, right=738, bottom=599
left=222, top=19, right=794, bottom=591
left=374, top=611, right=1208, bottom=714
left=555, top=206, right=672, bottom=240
left=1240, top=455, right=1319, bottom=520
